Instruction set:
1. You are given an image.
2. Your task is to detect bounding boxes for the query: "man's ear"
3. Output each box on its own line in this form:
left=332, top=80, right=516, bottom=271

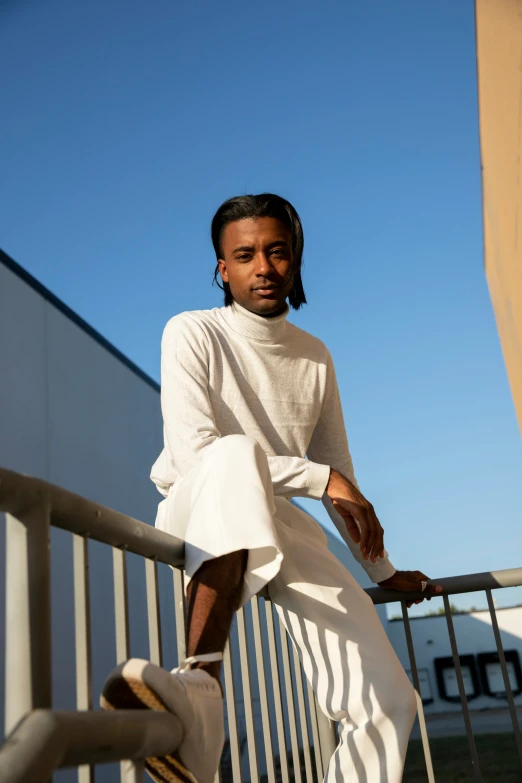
left=218, top=258, right=228, bottom=283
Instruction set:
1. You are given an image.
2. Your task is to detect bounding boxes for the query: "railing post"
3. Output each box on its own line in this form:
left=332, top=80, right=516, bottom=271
left=5, top=505, right=52, bottom=735
left=485, top=589, right=522, bottom=765
left=314, top=698, right=338, bottom=774
left=443, top=595, right=482, bottom=782
left=401, top=601, right=435, bottom=783
left=306, top=682, right=324, bottom=782
left=119, top=760, right=145, bottom=783
left=73, top=532, right=93, bottom=783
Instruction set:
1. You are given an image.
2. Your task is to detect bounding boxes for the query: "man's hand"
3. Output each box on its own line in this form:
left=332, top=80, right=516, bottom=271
left=378, top=570, right=444, bottom=608
left=326, top=468, right=384, bottom=563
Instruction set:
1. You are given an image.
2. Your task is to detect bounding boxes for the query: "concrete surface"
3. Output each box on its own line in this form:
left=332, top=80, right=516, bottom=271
left=411, top=706, right=522, bottom=739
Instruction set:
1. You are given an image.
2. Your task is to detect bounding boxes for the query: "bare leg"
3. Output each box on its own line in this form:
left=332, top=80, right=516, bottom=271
left=185, top=549, right=248, bottom=687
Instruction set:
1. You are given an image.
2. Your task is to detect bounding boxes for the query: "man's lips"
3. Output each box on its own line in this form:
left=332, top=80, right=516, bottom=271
left=253, top=285, right=279, bottom=291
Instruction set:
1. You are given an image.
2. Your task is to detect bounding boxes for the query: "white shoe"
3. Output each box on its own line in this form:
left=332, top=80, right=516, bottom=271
left=100, top=653, right=224, bottom=783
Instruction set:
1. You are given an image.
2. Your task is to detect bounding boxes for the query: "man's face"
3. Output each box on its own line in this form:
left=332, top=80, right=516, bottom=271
left=218, top=217, right=295, bottom=317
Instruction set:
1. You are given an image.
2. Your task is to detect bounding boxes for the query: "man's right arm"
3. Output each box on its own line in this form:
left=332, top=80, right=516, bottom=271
left=160, top=315, right=222, bottom=478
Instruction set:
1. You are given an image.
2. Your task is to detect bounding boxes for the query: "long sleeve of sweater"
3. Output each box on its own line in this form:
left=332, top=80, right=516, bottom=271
left=158, top=315, right=331, bottom=499
left=306, top=349, right=397, bottom=583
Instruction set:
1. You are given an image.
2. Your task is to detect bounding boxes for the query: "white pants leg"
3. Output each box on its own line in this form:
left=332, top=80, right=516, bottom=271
left=156, top=434, right=283, bottom=604
left=267, top=500, right=417, bottom=783
left=156, top=435, right=417, bottom=783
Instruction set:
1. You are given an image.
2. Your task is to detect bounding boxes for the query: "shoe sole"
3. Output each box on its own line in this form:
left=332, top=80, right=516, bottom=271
left=101, top=662, right=199, bottom=783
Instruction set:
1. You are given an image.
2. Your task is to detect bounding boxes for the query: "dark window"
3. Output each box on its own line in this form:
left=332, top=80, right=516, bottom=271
left=434, top=655, right=481, bottom=703
left=477, top=650, right=522, bottom=699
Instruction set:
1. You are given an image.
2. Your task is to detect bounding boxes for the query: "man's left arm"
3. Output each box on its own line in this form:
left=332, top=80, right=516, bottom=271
left=307, top=348, right=442, bottom=602
left=306, top=348, right=397, bottom=583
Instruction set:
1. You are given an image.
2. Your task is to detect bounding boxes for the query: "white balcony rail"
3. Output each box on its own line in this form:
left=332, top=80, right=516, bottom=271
left=0, top=466, right=520, bottom=783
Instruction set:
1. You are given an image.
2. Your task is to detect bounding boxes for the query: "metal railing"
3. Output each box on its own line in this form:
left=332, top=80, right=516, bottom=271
left=0, top=466, right=338, bottom=783
left=368, top=570, right=522, bottom=783
left=0, top=465, right=521, bottom=783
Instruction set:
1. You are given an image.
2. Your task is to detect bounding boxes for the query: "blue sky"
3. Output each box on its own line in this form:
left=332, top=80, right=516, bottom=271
left=1, top=0, right=521, bottom=616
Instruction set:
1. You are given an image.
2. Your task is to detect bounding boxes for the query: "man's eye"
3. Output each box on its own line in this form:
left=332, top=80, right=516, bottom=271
left=237, top=254, right=250, bottom=261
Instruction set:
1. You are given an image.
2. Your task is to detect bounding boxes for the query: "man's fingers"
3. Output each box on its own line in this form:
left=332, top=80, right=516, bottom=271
left=355, top=509, right=370, bottom=559
left=332, top=498, right=383, bottom=562
left=367, top=506, right=383, bottom=562
left=367, top=510, right=378, bottom=562
left=334, top=503, right=361, bottom=545
left=359, top=509, right=372, bottom=560
left=346, top=514, right=361, bottom=544
left=366, top=507, right=380, bottom=561
left=417, top=573, right=443, bottom=598
left=334, top=499, right=369, bottom=558
left=371, top=516, right=383, bottom=560
left=374, top=516, right=384, bottom=561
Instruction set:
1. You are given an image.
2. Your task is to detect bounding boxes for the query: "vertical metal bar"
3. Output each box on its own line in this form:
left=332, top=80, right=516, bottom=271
left=133, top=763, right=145, bottom=783
left=5, top=507, right=52, bottom=735
left=173, top=567, right=186, bottom=664
left=278, top=618, right=302, bottom=783
left=443, top=595, right=482, bottom=782
left=314, top=701, right=337, bottom=776
left=306, top=682, right=323, bottom=782
left=119, top=760, right=145, bottom=783
left=251, top=597, right=276, bottom=783
left=290, top=644, right=313, bottom=783
left=264, top=600, right=290, bottom=783
left=486, top=589, right=522, bottom=765
left=145, top=558, right=163, bottom=667
left=113, top=546, right=137, bottom=783
left=113, top=547, right=130, bottom=662
left=237, top=606, right=260, bottom=783
left=73, top=533, right=93, bottom=783
left=222, top=639, right=242, bottom=783
left=401, top=602, right=435, bottom=783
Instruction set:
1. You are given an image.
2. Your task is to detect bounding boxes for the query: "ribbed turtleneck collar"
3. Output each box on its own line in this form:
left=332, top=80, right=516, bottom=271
left=222, top=299, right=290, bottom=343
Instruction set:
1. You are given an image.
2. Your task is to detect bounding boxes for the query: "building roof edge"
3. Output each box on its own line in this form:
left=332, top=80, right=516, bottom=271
left=0, top=249, right=160, bottom=393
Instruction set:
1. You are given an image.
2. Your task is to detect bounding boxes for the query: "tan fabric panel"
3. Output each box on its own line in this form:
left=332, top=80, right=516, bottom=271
left=475, top=0, right=522, bottom=434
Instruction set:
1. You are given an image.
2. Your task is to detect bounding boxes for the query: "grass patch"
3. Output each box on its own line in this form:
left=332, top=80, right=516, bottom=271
left=404, top=733, right=521, bottom=782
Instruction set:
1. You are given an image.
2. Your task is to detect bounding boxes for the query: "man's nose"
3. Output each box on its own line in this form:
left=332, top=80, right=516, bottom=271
left=254, top=252, right=275, bottom=274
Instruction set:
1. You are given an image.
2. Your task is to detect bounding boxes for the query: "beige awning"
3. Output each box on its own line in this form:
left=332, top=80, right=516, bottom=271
left=475, top=0, right=522, bottom=435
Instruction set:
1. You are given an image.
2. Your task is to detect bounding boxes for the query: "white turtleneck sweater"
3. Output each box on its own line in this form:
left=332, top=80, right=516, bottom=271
left=150, top=299, right=396, bottom=583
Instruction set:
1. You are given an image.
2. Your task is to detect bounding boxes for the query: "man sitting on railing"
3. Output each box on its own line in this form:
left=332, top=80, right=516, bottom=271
left=101, top=193, right=443, bottom=783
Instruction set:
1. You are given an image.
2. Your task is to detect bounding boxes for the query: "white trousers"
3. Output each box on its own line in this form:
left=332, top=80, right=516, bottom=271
left=156, top=435, right=417, bottom=783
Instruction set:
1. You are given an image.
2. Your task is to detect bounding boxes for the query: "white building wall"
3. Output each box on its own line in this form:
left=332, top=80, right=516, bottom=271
left=0, top=259, right=166, bottom=781
left=386, top=606, right=522, bottom=714
left=0, top=263, right=48, bottom=478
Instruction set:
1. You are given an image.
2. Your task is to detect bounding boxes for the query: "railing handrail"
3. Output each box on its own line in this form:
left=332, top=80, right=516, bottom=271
left=2, top=465, right=520, bottom=603
left=0, top=709, right=182, bottom=783
left=366, top=567, right=522, bottom=604
left=0, top=465, right=184, bottom=567
left=1, top=464, right=522, bottom=782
